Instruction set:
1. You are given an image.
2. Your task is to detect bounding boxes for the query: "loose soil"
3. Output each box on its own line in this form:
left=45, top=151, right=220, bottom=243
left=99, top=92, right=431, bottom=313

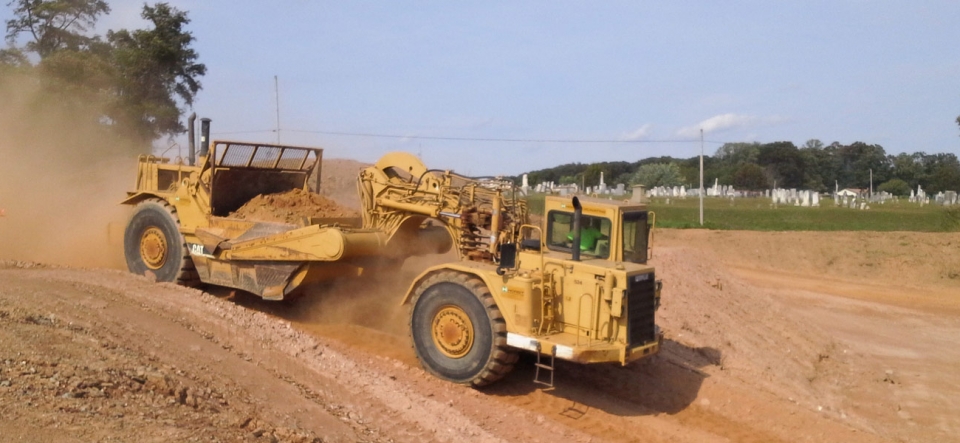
left=0, top=158, right=958, bottom=441
left=230, top=188, right=359, bottom=224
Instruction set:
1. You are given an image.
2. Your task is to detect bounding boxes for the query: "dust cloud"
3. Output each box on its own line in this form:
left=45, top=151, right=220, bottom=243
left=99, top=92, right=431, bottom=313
left=225, top=156, right=455, bottom=357
left=0, top=73, right=144, bottom=269
left=252, top=252, right=459, bottom=363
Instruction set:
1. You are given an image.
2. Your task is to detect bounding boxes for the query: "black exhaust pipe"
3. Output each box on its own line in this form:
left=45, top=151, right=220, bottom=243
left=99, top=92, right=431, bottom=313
left=187, top=113, right=197, bottom=165
left=199, top=118, right=211, bottom=157
left=571, top=196, right=582, bottom=262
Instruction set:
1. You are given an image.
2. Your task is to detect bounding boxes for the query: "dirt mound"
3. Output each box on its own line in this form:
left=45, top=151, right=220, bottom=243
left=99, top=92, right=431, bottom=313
left=652, top=247, right=841, bottom=409
left=229, top=188, right=359, bottom=224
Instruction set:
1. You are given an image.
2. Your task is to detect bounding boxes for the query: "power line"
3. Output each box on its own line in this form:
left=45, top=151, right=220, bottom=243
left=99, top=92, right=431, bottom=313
left=211, top=127, right=728, bottom=144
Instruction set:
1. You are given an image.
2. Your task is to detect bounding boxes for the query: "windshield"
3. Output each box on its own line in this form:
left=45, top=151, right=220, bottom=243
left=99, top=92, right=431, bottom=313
left=622, top=211, right=649, bottom=264
left=546, top=211, right=612, bottom=258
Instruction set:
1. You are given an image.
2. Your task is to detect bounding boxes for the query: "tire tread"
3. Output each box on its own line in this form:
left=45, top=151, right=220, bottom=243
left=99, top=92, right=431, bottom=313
left=409, top=270, right=518, bottom=388
left=127, top=198, right=201, bottom=288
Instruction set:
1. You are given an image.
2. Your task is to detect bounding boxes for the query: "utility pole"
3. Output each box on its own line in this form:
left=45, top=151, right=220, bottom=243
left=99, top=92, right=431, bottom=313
left=869, top=168, right=873, bottom=198
left=699, top=129, right=704, bottom=226
left=274, top=75, right=281, bottom=144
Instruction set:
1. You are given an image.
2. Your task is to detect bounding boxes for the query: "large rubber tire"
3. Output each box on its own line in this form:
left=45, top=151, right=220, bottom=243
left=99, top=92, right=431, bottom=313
left=123, top=199, right=200, bottom=287
left=410, top=271, right=518, bottom=387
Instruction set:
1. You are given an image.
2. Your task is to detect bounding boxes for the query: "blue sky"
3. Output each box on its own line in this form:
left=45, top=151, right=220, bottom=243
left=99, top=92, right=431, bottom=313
left=5, top=1, right=960, bottom=175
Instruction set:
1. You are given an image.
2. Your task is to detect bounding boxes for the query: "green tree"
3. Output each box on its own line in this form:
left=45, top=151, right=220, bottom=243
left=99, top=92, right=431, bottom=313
left=613, top=172, right=634, bottom=187
left=558, top=175, right=579, bottom=185
left=712, top=142, right=759, bottom=186
left=0, top=46, right=27, bottom=66
left=839, top=142, right=891, bottom=189
left=798, top=139, right=841, bottom=191
left=107, top=3, right=206, bottom=140
left=4, top=1, right=205, bottom=142
left=674, top=155, right=719, bottom=188
left=890, top=152, right=924, bottom=189
left=36, top=44, right=116, bottom=101
left=5, top=0, right=109, bottom=57
left=526, top=162, right=586, bottom=187
left=731, top=163, right=770, bottom=190
left=582, top=164, right=607, bottom=188
left=757, top=141, right=804, bottom=188
left=802, top=139, right=824, bottom=150
left=631, top=163, right=683, bottom=188
left=877, top=179, right=911, bottom=196
left=820, top=142, right=845, bottom=190
left=923, top=153, right=960, bottom=193
left=714, top=142, right=761, bottom=164
left=799, top=148, right=823, bottom=191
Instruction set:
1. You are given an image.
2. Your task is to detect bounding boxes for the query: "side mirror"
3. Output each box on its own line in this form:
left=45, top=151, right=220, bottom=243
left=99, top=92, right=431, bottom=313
left=496, top=243, right=517, bottom=276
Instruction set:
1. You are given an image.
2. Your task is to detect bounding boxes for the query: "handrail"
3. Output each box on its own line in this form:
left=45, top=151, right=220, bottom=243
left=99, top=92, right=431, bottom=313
left=577, top=293, right=595, bottom=347
left=648, top=211, right=656, bottom=260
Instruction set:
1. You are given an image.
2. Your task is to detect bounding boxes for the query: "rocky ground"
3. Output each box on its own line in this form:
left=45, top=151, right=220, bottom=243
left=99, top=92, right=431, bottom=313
left=0, top=159, right=958, bottom=442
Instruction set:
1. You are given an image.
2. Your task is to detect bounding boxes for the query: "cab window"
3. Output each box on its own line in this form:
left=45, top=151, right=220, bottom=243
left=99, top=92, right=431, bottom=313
left=622, top=211, right=649, bottom=264
left=546, top=210, right=612, bottom=258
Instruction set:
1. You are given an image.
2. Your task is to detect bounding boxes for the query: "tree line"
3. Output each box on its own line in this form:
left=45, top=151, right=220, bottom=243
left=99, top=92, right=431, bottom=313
left=521, top=140, right=960, bottom=196
left=1, top=0, right=205, bottom=143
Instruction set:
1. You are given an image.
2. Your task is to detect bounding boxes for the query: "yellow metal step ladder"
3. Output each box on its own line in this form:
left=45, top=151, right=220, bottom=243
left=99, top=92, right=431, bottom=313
left=534, top=343, right=556, bottom=387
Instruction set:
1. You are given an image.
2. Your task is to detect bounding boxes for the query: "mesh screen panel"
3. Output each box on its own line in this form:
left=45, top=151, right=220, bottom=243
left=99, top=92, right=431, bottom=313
left=278, top=149, right=312, bottom=169
left=213, top=143, right=318, bottom=171
left=250, top=146, right=282, bottom=168
left=218, top=144, right=255, bottom=167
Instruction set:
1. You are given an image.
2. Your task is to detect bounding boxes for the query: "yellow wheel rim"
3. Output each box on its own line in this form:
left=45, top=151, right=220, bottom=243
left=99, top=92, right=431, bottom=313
left=139, top=227, right=167, bottom=270
left=431, top=305, right=474, bottom=358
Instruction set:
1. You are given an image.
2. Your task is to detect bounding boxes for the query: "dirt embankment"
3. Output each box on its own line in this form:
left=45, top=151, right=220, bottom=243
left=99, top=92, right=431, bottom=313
left=655, top=229, right=960, bottom=442
left=656, top=229, right=960, bottom=291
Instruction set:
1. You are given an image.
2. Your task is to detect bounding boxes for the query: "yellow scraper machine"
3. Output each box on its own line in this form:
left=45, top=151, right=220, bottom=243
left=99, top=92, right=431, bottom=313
left=122, top=117, right=663, bottom=387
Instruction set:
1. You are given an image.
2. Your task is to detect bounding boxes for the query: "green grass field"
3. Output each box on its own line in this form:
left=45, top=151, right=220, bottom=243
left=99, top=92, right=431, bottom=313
left=523, top=194, right=960, bottom=232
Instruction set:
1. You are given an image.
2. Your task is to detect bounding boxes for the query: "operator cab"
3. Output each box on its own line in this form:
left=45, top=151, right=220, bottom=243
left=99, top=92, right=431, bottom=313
left=534, top=195, right=651, bottom=264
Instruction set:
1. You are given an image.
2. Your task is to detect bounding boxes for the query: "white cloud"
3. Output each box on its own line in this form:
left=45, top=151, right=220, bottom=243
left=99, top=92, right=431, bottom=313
left=621, top=124, right=653, bottom=141
left=676, top=113, right=787, bottom=138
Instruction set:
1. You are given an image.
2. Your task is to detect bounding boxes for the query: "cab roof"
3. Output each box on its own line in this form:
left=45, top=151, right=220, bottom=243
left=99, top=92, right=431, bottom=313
left=544, top=194, right=647, bottom=212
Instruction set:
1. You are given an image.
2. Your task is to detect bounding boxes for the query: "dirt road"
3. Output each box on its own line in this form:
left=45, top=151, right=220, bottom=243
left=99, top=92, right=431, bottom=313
left=1, top=227, right=957, bottom=442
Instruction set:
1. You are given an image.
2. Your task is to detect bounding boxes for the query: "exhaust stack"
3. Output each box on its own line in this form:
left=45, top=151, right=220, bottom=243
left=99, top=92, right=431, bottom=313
left=571, top=196, right=582, bottom=262
left=187, top=113, right=197, bottom=165
left=199, top=118, right=212, bottom=158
